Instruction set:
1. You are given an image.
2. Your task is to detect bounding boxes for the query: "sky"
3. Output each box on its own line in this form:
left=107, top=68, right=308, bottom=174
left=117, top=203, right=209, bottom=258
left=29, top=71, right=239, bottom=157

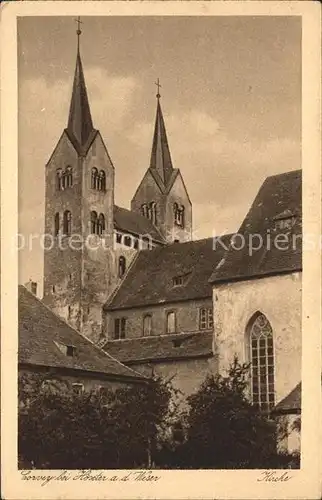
left=18, top=15, right=301, bottom=295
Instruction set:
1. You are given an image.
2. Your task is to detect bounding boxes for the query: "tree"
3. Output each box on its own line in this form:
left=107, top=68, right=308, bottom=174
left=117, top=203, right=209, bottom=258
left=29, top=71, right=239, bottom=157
left=160, top=357, right=279, bottom=469
left=18, top=372, right=177, bottom=469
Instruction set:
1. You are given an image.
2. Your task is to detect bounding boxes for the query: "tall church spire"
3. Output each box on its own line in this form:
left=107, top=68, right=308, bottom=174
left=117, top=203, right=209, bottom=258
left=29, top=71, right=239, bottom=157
left=149, top=80, right=174, bottom=186
left=67, top=17, right=94, bottom=150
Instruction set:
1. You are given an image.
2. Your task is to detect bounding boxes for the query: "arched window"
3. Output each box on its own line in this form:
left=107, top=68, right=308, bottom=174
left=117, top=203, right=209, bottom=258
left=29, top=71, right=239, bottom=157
left=65, top=166, right=73, bottom=188
left=149, top=202, right=157, bottom=224
left=91, top=168, right=98, bottom=190
left=166, top=311, right=176, bottom=334
left=90, top=211, right=98, bottom=234
left=248, top=312, right=275, bottom=412
left=63, top=210, right=72, bottom=236
left=54, top=212, right=60, bottom=236
left=98, top=213, right=105, bottom=236
left=141, top=204, right=147, bottom=217
left=174, top=203, right=185, bottom=228
left=118, top=256, right=126, bottom=278
left=143, top=315, right=152, bottom=336
left=124, top=235, right=132, bottom=247
left=56, top=169, right=63, bottom=190
left=98, top=170, right=106, bottom=191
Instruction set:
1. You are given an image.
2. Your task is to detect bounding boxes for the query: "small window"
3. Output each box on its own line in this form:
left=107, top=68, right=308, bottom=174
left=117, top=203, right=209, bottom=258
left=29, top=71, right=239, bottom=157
left=52, top=285, right=56, bottom=293
left=114, top=317, right=126, bottom=339
left=91, top=211, right=98, bottom=234
left=124, top=235, right=132, bottom=247
left=68, top=305, right=72, bottom=320
left=116, top=233, right=122, bottom=244
left=66, top=345, right=76, bottom=357
left=173, top=276, right=184, bottom=287
left=56, top=169, right=63, bottom=190
left=166, top=311, right=176, bottom=334
left=141, top=204, right=147, bottom=217
left=54, top=212, right=60, bottom=236
left=98, top=213, right=105, bottom=236
left=91, top=168, right=98, bottom=190
left=72, top=383, right=84, bottom=395
left=174, top=203, right=185, bottom=228
left=200, top=308, right=213, bottom=330
left=65, top=166, right=73, bottom=188
left=118, top=256, right=126, bottom=278
left=98, top=170, right=106, bottom=191
left=134, top=239, right=139, bottom=250
left=143, top=315, right=152, bottom=336
left=63, top=210, right=72, bottom=236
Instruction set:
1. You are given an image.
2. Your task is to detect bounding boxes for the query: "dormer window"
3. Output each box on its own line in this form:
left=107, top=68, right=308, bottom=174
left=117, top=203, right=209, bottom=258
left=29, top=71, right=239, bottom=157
left=173, top=276, right=184, bottom=287
left=54, top=341, right=77, bottom=357
left=273, top=210, right=297, bottom=231
left=174, top=203, right=185, bottom=228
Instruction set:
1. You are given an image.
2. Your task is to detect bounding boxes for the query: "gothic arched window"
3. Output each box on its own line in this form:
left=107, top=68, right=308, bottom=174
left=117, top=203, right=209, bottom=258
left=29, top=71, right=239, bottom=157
left=90, top=211, right=98, bottom=234
left=118, top=256, right=126, bottom=278
left=98, top=170, right=106, bottom=191
left=98, top=213, right=105, bottom=236
left=54, top=212, right=60, bottom=236
left=143, top=314, right=152, bottom=336
left=248, top=312, right=275, bottom=412
left=141, top=204, right=147, bottom=217
left=63, top=210, right=72, bottom=236
left=91, top=168, right=98, bottom=190
left=150, top=202, right=157, bottom=225
left=56, top=169, right=63, bottom=191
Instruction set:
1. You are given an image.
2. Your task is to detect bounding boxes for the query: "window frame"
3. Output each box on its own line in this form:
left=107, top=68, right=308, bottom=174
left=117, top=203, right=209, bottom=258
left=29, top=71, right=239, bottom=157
left=199, top=307, right=213, bottom=330
left=166, top=310, right=177, bottom=334
left=143, top=314, right=152, bottom=336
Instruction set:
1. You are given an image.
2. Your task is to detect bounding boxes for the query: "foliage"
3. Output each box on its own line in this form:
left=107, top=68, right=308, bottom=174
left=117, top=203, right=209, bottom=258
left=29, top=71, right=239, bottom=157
left=18, top=372, right=176, bottom=469
left=156, top=357, right=280, bottom=469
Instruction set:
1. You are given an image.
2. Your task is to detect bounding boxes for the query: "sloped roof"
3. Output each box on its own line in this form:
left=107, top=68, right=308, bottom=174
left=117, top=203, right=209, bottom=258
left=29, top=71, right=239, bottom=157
left=105, top=235, right=232, bottom=310
left=149, top=98, right=174, bottom=187
left=113, top=205, right=165, bottom=243
left=66, top=47, right=95, bottom=153
left=102, top=331, right=214, bottom=364
left=210, top=170, right=302, bottom=284
left=273, top=383, right=301, bottom=415
left=18, top=285, right=146, bottom=382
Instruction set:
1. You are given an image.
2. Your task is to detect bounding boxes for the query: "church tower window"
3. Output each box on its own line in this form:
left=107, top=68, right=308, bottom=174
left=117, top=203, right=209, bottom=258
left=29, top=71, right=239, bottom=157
left=141, top=204, right=147, bottom=217
left=56, top=169, right=63, bottom=190
left=54, top=212, right=60, bottom=236
left=65, top=166, right=73, bottom=188
left=91, top=168, right=98, bottom=189
left=118, top=256, right=126, bottom=278
left=98, top=213, right=105, bottom=236
left=174, top=203, right=185, bottom=228
left=98, top=170, right=106, bottom=191
left=90, top=211, right=98, bottom=234
left=63, top=210, right=72, bottom=236
left=248, top=312, right=275, bottom=412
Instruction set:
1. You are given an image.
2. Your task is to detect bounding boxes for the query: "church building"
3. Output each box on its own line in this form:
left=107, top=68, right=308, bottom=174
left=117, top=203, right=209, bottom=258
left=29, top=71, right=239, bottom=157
left=40, top=28, right=302, bottom=451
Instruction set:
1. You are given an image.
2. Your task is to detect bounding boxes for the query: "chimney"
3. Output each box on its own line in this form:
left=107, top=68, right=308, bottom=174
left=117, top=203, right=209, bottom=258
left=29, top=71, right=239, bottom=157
left=25, top=280, right=37, bottom=297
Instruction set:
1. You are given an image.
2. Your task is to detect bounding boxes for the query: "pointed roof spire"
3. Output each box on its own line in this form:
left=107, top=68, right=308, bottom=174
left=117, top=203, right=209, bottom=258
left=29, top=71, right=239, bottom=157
left=67, top=17, right=95, bottom=150
left=149, top=80, right=174, bottom=186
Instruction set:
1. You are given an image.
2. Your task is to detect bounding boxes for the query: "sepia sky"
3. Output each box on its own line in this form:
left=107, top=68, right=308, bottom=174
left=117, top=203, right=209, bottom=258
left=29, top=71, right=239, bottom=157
left=18, top=15, right=301, bottom=294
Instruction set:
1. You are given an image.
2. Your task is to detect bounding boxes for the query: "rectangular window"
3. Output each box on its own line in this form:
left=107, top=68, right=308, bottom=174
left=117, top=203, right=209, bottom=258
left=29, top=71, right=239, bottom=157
left=114, top=317, right=126, bottom=339
left=166, top=311, right=176, bottom=333
left=173, top=276, right=183, bottom=286
left=200, top=308, right=213, bottom=330
left=116, top=233, right=122, bottom=244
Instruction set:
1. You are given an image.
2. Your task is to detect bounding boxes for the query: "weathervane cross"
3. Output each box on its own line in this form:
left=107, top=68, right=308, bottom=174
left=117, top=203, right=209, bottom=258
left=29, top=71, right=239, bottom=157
left=155, top=78, right=162, bottom=98
left=74, top=16, right=83, bottom=50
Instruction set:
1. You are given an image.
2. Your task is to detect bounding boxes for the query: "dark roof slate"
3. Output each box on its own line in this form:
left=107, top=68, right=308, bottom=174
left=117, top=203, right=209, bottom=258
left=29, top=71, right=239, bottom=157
left=105, top=235, right=232, bottom=310
left=210, top=170, right=302, bottom=283
left=273, top=383, right=301, bottom=414
left=149, top=99, right=174, bottom=186
left=102, top=331, right=214, bottom=364
left=113, top=205, right=165, bottom=243
left=18, top=285, right=145, bottom=381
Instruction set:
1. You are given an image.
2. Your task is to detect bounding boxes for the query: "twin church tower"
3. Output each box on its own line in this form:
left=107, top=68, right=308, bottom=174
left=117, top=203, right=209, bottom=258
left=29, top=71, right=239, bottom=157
left=43, top=25, right=192, bottom=341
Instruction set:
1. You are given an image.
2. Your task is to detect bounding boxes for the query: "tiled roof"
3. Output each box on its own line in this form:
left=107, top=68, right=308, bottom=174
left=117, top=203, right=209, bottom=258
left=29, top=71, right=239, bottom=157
left=18, top=285, right=146, bottom=381
left=105, top=235, right=232, bottom=310
left=273, top=383, right=301, bottom=414
left=113, top=205, right=165, bottom=243
left=102, top=331, right=214, bottom=364
left=210, top=170, right=302, bottom=283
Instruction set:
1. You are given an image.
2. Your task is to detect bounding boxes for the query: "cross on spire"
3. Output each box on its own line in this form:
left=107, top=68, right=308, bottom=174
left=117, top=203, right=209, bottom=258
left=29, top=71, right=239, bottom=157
left=74, top=16, right=83, bottom=51
left=155, top=78, right=162, bottom=99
